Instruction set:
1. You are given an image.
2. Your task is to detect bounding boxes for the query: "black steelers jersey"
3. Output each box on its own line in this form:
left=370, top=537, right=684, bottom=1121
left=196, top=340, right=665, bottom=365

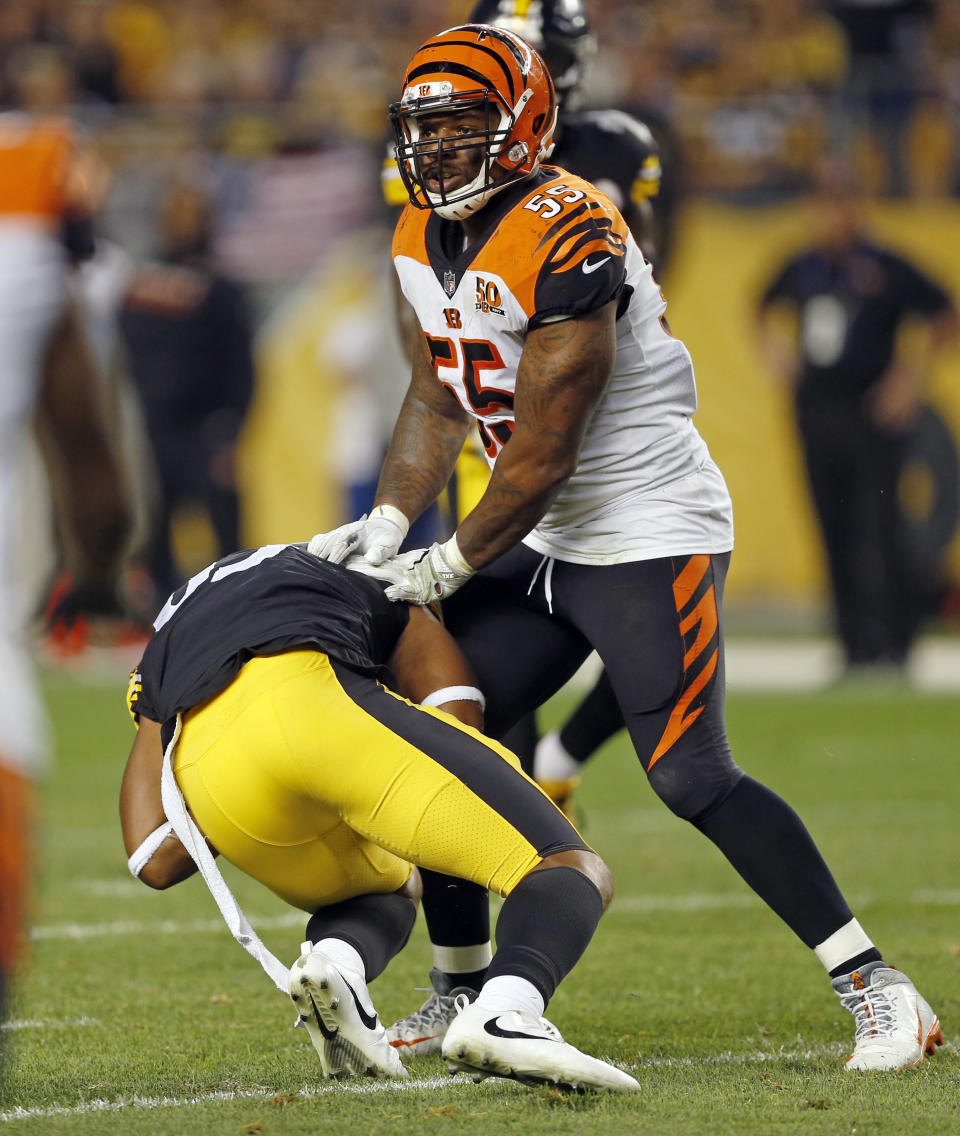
left=552, top=108, right=661, bottom=217
left=127, top=544, right=409, bottom=739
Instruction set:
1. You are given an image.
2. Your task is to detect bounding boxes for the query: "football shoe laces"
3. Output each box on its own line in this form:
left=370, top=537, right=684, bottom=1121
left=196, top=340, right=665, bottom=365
left=833, top=962, right=943, bottom=1071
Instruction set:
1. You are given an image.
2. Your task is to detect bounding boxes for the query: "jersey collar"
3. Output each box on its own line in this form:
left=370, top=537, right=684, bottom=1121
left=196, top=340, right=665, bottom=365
left=424, top=170, right=555, bottom=296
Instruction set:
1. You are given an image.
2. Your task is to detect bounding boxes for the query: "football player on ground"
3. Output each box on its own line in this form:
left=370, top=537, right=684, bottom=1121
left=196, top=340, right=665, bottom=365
left=379, top=0, right=664, bottom=1051
left=119, top=543, right=639, bottom=1091
left=310, top=23, right=942, bottom=1073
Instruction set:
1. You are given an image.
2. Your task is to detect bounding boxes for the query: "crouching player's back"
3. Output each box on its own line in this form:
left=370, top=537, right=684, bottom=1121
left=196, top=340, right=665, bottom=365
left=120, top=544, right=639, bottom=1091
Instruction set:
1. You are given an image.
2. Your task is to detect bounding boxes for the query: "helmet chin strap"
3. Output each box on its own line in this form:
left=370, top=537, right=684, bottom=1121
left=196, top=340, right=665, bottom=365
left=432, top=183, right=501, bottom=221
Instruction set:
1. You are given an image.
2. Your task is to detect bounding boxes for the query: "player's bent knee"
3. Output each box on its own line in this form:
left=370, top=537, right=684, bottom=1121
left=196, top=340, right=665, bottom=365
left=396, top=867, right=422, bottom=905
left=646, top=758, right=740, bottom=821
left=533, top=849, right=613, bottom=910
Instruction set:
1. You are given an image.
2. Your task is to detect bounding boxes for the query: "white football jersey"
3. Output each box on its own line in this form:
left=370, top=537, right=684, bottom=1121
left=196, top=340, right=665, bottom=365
left=0, top=113, right=74, bottom=773
left=392, top=167, right=733, bottom=565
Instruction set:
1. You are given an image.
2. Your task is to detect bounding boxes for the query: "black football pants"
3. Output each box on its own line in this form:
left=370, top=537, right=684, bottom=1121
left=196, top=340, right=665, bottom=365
left=426, top=545, right=855, bottom=954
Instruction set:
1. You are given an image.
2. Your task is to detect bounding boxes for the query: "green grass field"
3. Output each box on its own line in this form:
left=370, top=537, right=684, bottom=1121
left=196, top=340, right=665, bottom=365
left=2, top=667, right=958, bottom=1135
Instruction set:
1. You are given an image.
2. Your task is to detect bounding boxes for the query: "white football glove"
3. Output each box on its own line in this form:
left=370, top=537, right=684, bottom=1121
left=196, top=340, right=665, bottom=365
left=308, top=504, right=409, bottom=566
left=381, top=536, right=475, bottom=605
left=342, top=553, right=410, bottom=588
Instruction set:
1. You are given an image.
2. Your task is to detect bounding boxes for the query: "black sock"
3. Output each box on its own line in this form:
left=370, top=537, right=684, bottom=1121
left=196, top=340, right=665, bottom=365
left=558, top=670, right=624, bottom=766
left=430, top=966, right=488, bottom=994
left=420, top=868, right=491, bottom=988
left=829, top=949, right=884, bottom=979
left=694, top=776, right=854, bottom=948
left=305, top=892, right=417, bottom=981
left=440, top=972, right=486, bottom=990
left=485, top=866, right=604, bottom=1007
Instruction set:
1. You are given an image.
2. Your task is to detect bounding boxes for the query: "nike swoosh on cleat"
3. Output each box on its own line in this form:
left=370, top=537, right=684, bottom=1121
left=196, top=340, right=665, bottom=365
left=344, top=980, right=379, bottom=1031
left=309, top=995, right=338, bottom=1041
left=582, top=255, right=611, bottom=274
left=482, top=1016, right=557, bottom=1042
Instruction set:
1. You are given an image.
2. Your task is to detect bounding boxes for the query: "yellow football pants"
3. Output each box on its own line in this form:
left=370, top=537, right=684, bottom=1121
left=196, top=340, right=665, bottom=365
left=174, top=651, right=581, bottom=913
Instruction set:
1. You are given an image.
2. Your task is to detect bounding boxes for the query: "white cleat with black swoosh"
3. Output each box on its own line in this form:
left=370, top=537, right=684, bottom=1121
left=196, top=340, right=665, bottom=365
left=289, top=943, right=408, bottom=1079
left=441, top=995, right=639, bottom=1092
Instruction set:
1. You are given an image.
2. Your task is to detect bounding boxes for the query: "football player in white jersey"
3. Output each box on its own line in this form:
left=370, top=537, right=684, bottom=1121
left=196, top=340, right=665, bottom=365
left=310, top=24, right=942, bottom=1074
left=378, top=5, right=669, bottom=1047
left=0, top=62, right=131, bottom=1048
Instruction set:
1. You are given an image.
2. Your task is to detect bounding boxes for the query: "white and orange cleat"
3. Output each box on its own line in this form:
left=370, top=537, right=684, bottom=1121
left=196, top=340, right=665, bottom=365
left=833, top=962, right=943, bottom=1071
left=386, top=969, right=478, bottom=1057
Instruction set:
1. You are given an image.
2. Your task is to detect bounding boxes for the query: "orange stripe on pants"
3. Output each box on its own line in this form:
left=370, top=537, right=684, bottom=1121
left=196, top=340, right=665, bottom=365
left=672, top=553, right=710, bottom=614
left=649, top=556, right=719, bottom=769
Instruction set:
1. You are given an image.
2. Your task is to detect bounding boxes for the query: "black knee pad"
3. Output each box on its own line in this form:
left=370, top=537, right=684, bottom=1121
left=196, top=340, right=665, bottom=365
left=306, top=892, right=417, bottom=981
left=646, top=750, right=742, bottom=821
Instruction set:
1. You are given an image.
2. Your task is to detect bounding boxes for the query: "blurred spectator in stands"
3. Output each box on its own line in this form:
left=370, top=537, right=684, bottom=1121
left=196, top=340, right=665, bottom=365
left=931, top=2, right=960, bottom=194
left=0, top=2, right=945, bottom=201
left=118, top=181, right=255, bottom=610
left=58, top=0, right=123, bottom=106
left=101, top=0, right=171, bottom=101
left=756, top=160, right=959, bottom=680
left=0, top=43, right=131, bottom=1063
left=830, top=0, right=936, bottom=196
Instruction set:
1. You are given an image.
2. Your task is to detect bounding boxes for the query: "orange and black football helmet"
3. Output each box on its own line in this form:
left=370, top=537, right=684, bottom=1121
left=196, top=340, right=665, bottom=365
left=389, top=23, right=557, bottom=221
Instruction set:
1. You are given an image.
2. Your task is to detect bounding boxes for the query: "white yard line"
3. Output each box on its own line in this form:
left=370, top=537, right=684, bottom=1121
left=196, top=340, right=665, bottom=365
left=0, top=1017, right=99, bottom=1032
left=723, top=637, right=960, bottom=692
left=636, top=1041, right=952, bottom=1068
left=39, top=636, right=960, bottom=694
left=7, top=1040, right=952, bottom=1123
left=30, top=888, right=960, bottom=944
left=0, top=1075, right=497, bottom=1123
left=30, top=910, right=304, bottom=941
left=637, top=1043, right=845, bottom=1067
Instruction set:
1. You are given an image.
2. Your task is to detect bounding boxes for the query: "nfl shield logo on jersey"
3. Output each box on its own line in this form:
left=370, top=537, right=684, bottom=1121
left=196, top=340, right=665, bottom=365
left=443, top=269, right=457, bottom=297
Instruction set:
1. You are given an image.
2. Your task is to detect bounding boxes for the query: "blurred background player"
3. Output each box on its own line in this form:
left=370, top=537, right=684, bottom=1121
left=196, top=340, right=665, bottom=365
left=756, top=161, right=959, bottom=681
left=380, top=0, right=667, bottom=1049
left=118, top=180, right=256, bottom=611
left=0, top=44, right=131, bottom=1063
